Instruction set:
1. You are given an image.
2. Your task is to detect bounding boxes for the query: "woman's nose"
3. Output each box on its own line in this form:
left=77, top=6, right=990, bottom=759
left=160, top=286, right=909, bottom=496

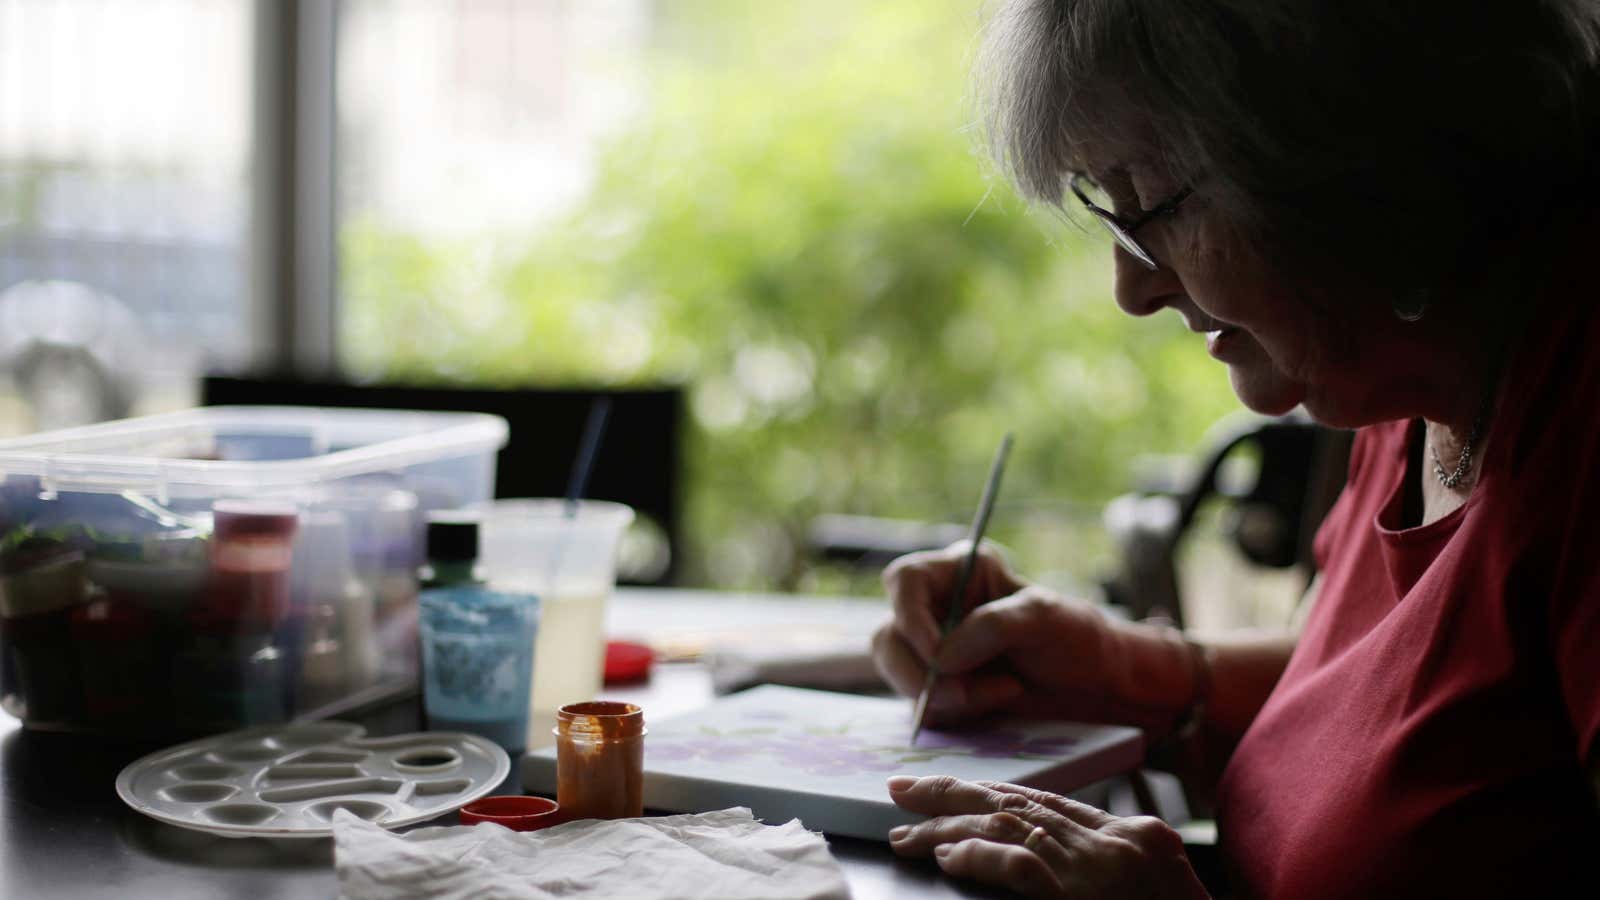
left=1112, top=245, right=1182, bottom=317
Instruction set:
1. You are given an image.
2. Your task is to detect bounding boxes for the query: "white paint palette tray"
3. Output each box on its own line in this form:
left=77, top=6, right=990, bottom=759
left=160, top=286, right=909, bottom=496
left=116, top=721, right=510, bottom=838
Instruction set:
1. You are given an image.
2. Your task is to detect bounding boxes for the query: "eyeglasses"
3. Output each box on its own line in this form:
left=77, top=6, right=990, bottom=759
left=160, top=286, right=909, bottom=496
left=1068, top=173, right=1193, bottom=270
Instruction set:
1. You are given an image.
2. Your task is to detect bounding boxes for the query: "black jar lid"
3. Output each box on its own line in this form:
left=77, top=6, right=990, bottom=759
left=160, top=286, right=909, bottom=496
left=424, top=512, right=480, bottom=563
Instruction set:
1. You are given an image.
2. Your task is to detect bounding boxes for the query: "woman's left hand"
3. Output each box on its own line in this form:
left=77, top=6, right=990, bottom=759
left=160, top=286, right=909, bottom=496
left=886, top=776, right=1209, bottom=899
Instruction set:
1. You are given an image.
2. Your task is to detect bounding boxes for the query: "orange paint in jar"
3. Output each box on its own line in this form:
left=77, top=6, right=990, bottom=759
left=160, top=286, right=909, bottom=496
left=554, top=701, right=645, bottom=820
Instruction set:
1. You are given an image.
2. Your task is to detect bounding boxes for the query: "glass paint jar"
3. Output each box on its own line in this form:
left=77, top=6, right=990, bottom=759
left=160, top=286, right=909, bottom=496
left=173, top=500, right=297, bottom=732
left=70, top=594, right=159, bottom=727
left=554, top=701, right=645, bottom=820
left=0, top=545, right=90, bottom=724
left=419, top=584, right=539, bottom=754
left=205, top=500, right=299, bottom=631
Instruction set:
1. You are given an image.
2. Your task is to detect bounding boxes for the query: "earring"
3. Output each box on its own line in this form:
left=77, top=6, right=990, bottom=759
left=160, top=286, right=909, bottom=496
left=1393, top=288, right=1429, bottom=323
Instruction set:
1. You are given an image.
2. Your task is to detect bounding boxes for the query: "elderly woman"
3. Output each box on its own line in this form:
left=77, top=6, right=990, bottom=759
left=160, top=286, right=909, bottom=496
left=872, top=1, right=1600, bottom=897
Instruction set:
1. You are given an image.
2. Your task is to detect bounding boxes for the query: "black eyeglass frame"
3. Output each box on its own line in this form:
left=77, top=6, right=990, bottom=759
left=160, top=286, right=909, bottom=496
left=1068, top=173, right=1193, bottom=270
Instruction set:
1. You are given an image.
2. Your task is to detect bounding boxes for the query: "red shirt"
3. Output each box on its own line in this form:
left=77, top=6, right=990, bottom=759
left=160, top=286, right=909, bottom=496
left=1216, top=300, right=1600, bottom=898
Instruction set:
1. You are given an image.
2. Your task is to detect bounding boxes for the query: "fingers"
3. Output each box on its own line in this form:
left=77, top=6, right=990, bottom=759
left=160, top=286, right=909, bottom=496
left=963, top=542, right=1026, bottom=609
left=889, top=811, right=1072, bottom=864
left=882, top=542, right=1024, bottom=662
left=882, top=549, right=952, bottom=661
left=934, top=838, right=1064, bottom=900
left=871, top=623, right=1023, bottom=721
left=885, top=794, right=1074, bottom=900
left=974, top=781, right=1117, bottom=830
left=871, top=622, right=927, bottom=699
left=933, top=589, right=1053, bottom=673
left=889, top=812, right=1030, bottom=855
left=888, top=773, right=1011, bottom=816
left=924, top=671, right=1024, bottom=722
left=886, top=776, right=1206, bottom=900
left=887, top=774, right=1085, bottom=832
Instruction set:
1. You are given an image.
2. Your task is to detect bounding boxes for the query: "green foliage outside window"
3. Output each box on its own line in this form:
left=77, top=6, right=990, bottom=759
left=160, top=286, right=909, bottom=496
left=343, top=1, right=1237, bottom=592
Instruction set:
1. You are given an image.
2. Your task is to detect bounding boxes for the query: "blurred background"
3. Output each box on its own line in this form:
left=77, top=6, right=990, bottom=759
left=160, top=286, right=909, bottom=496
left=0, top=0, right=1301, bottom=629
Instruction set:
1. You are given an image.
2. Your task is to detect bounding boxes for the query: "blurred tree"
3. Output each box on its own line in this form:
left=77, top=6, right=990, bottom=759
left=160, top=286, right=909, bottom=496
left=343, top=0, right=1238, bottom=591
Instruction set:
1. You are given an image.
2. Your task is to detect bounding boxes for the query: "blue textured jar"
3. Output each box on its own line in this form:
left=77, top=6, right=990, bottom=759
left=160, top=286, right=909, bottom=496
left=418, top=585, right=539, bottom=754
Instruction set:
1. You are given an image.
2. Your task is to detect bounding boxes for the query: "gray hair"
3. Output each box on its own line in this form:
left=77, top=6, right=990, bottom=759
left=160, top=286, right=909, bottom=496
left=980, top=0, right=1600, bottom=284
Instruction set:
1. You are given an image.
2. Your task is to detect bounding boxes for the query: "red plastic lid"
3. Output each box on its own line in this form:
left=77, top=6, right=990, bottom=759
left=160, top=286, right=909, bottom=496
left=458, top=795, right=561, bottom=831
left=604, top=640, right=654, bottom=685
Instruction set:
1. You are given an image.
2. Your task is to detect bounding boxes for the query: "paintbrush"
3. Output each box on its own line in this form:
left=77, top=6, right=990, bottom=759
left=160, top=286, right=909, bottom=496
left=909, top=431, right=1014, bottom=745
left=566, top=395, right=613, bottom=517
left=547, top=396, right=613, bottom=583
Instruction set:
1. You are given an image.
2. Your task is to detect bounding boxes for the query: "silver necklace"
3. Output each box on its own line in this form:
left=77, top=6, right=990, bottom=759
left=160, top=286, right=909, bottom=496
left=1428, top=416, right=1484, bottom=490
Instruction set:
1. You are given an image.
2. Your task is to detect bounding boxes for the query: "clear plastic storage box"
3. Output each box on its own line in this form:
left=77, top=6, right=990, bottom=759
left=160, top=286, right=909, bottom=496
left=0, top=406, right=508, bottom=738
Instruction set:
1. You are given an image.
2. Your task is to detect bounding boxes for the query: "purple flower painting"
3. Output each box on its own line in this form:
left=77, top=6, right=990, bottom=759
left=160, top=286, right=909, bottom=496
left=647, top=732, right=898, bottom=774
left=913, top=727, right=1081, bottom=758
left=645, top=712, right=1085, bottom=774
left=769, top=736, right=901, bottom=775
left=585, top=686, right=1144, bottom=842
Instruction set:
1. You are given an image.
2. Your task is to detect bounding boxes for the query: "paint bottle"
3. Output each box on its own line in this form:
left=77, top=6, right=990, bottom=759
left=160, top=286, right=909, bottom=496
left=81, top=525, right=208, bottom=733
left=174, top=500, right=297, bottom=731
left=418, top=514, right=541, bottom=754
left=205, top=500, right=299, bottom=631
left=368, top=490, right=422, bottom=681
left=555, top=701, right=645, bottom=820
left=174, top=616, right=288, bottom=731
left=420, top=514, right=480, bottom=590
left=296, top=602, right=343, bottom=711
left=70, top=592, right=159, bottom=728
left=329, top=486, right=416, bottom=683
left=290, top=511, right=378, bottom=709
left=0, top=542, right=90, bottom=724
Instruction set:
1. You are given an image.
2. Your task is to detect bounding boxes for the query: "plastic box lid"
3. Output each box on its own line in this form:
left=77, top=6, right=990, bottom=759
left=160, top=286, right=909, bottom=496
left=0, top=406, right=509, bottom=497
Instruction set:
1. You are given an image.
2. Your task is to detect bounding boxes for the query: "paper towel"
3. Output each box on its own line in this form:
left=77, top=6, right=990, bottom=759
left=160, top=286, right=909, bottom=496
left=333, top=806, right=851, bottom=900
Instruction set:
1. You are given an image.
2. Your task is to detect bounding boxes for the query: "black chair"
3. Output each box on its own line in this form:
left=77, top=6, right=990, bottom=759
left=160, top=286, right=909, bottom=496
left=1102, top=412, right=1352, bottom=629
left=201, top=375, right=685, bottom=585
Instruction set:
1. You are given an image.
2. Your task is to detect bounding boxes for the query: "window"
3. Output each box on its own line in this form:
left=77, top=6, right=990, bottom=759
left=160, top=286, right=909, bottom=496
left=338, top=0, right=650, bottom=377
left=0, top=0, right=254, bottom=433
left=0, top=1, right=1242, bottom=594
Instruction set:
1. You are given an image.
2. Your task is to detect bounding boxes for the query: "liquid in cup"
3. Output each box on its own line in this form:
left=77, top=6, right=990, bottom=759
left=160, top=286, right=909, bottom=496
left=478, top=500, right=633, bottom=750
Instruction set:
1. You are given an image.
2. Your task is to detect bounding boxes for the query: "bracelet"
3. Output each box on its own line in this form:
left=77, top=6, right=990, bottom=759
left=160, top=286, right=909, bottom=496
left=1170, top=633, right=1212, bottom=742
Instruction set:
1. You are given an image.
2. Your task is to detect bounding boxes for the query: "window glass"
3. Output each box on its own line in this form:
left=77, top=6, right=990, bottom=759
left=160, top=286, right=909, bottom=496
left=0, top=0, right=253, bottom=434
left=337, top=1, right=1239, bottom=594
left=340, top=0, right=651, bottom=376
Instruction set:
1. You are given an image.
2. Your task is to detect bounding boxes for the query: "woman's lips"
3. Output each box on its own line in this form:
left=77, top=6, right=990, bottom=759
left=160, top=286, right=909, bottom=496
left=1206, top=326, right=1243, bottom=359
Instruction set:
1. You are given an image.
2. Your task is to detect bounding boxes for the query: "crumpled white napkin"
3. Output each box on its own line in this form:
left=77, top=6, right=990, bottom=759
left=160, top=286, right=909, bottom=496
left=332, top=806, right=851, bottom=900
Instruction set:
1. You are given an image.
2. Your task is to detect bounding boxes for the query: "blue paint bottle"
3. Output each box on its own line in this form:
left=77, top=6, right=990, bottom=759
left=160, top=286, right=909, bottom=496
left=417, top=515, right=539, bottom=755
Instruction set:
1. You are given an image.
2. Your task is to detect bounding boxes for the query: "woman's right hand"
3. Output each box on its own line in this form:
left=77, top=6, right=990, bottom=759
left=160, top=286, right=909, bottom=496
left=872, top=542, right=1166, bottom=730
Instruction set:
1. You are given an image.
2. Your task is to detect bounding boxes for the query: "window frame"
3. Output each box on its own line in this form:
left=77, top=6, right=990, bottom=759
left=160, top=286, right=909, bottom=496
left=251, top=0, right=339, bottom=377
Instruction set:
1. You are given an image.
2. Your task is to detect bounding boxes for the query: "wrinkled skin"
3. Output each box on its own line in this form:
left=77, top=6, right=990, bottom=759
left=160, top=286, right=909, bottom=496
left=885, top=776, right=1209, bottom=900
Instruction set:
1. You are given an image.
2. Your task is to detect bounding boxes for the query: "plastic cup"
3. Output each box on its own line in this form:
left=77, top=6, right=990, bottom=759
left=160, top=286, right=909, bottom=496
left=477, top=500, right=633, bottom=750
left=418, top=586, right=540, bottom=754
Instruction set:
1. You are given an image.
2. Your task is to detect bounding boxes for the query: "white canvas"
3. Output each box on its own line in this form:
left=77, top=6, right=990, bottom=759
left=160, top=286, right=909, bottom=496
left=521, top=685, right=1144, bottom=841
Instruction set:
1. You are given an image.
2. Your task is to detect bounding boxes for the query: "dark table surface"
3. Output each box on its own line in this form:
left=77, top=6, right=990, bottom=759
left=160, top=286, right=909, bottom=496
left=0, top=682, right=1002, bottom=899
left=0, top=588, right=1008, bottom=899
